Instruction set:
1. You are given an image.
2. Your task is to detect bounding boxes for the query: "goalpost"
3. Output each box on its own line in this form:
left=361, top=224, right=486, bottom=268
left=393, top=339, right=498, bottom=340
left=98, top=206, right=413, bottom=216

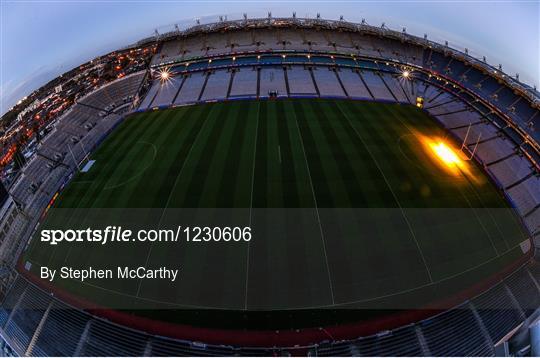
left=460, top=123, right=482, bottom=161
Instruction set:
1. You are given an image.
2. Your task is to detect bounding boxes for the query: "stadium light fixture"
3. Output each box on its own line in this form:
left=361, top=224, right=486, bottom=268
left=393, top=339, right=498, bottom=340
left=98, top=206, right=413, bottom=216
left=159, top=68, right=171, bottom=82
left=402, top=70, right=410, bottom=79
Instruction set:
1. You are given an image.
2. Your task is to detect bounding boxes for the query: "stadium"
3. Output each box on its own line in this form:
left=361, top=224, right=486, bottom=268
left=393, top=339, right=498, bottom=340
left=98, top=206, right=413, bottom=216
left=0, top=14, right=539, bottom=356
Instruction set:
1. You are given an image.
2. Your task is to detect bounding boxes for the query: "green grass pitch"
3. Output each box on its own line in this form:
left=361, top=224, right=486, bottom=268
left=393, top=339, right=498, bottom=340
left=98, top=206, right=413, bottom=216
left=22, top=99, right=529, bottom=328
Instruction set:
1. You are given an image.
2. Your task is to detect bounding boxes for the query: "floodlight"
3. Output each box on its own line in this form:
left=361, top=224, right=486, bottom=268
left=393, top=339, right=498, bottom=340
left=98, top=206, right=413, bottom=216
left=160, top=71, right=170, bottom=80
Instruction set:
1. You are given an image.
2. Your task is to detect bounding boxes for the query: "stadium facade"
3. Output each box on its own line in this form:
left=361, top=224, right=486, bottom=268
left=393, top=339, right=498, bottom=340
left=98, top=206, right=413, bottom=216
left=0, top=16, right=539, bottom=356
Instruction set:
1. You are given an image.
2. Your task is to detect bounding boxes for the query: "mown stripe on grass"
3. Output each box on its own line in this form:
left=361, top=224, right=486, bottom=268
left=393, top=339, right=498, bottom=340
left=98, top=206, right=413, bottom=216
left=172, top=103, right=232, bottom=207
left=196, top=102, right=241, bottom=207
left=281, top=101, right=316, bottom=208
left=275, top=100, right=301, bottom=208
left=215, top=101, right=258, bottom=208
left=149, top=104, right=213, bottom=208
left=252, top=101, right=269, bottom=208
left=292, top=101, right=335, bottom=207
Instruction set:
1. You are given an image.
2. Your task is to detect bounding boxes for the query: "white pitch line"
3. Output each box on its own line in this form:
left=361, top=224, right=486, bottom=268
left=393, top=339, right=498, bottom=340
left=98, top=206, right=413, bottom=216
left=458, top=190, right=500, bottom=257
left=293, top=110, right=336, bottom=305
left=393, top=104, right=509, bottom=256
left=245, top=103, right=260, bottom=310
left=135, top=113, right=211, bottom=297
left=458, top=170, right=512, bottom=251
left=55, top=235, right=525, bottom=312
left=332, top=242, right=523, bottom=308
left=337, top=101, right=434, bottom=283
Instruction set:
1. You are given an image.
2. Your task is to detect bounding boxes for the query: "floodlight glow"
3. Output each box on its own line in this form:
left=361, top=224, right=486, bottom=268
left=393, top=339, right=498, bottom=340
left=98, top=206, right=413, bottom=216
left=431, top=142, right=459, bottom=166
left=417, top=135, right=481, bottom=183
left=402, top=70, right=410, bottom=78
left=160, top=71, right=170, bottom=80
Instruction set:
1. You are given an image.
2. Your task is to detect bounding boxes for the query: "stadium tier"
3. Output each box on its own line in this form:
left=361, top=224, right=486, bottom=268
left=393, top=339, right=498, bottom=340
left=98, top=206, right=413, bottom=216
left=0, top=17, right=539, bottom=356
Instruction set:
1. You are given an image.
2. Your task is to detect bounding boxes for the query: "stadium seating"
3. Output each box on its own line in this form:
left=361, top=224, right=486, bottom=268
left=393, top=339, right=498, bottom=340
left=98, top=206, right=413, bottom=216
left=286, top=66, right=317, bottom=95
left=152, top=77, right=183, bottom=107
left=259, top=67, right=287, bottom=98
left=200, top=70, right=230, bottom=101
left=338, top=69, right=372, bottom=99
left=312, top=67, right=346, bottom=97
left=229, top=68, right=258, bottom=97
left=173, top=72, right=207, bottom=105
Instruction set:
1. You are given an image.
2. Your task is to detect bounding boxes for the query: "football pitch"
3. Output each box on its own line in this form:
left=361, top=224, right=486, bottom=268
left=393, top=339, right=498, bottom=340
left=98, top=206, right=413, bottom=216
left=22, top=99, right=529, bottom=328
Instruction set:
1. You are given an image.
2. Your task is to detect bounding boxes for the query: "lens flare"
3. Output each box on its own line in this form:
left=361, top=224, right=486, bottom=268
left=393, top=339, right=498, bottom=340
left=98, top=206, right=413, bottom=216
left=414, top=134, right=483, bottom=184
left=431, top=142, right=459, bottom=166
left=160, top=71, right=170, bottom=80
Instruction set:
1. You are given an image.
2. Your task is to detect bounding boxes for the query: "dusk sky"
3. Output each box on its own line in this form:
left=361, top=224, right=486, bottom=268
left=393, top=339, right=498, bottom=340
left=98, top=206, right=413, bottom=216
left=1, top=1, right=538, bottom=115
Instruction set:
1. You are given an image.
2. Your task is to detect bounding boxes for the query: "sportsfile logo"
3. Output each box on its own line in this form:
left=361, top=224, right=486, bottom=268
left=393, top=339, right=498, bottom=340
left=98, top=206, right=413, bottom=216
left=40, top=226, right=252, bottom=245
left=40, top=226, right=177, bottom=245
